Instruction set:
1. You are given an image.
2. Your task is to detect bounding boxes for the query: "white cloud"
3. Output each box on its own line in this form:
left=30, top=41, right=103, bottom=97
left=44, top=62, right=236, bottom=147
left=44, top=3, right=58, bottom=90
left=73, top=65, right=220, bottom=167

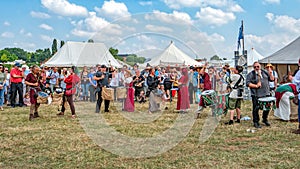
left=4, top=21, right=10, bottom=26
left=19, top=29, right=32, bottom=37
left=30, top=11, right=51, bottom=19
left=263, top=0, right=280, bottom=4
left=145, top=25, right=173, bottom=32
left=195, top=7, right=236, bottom=26
left=139, top=1, right=153, bottom=6
left=41, top=35, right=53, bottom=42
left=41, top=0, right=88, bottom=17
left=207, top=33, right=225, bottom=42
left=39, top=23, right=53, bottom=31
left=267, top=13, right=300, bottom=34
left=265, top=13, right=274, bottom=21
left=95, top=0, right=130, bottom=20
left=145, top=10, right=193, bottom=25
left=1, top=32, right=14, bottom=38
left=163, top=0, right=244, bottom=12
left=71, top=12, right=111, bottom=37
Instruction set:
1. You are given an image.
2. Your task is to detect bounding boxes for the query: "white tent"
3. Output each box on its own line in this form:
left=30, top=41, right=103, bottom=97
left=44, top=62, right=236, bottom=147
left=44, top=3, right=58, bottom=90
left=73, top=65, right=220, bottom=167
left=247, top=48, right=264, bottom=72
left=145, top=41, right=201, bottom=67
left=44, top=41, right=121, bottom=68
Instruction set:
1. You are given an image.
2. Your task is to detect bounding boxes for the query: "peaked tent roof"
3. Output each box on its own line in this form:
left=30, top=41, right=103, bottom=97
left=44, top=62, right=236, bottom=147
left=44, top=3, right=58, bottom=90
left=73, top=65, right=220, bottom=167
left=259, top=36, right=300, bottom=64
left=146, top=41, right=200, bottom=66
left=247, top=48, right=264, bottom=66
left=44, top=41, right=121, bottom=67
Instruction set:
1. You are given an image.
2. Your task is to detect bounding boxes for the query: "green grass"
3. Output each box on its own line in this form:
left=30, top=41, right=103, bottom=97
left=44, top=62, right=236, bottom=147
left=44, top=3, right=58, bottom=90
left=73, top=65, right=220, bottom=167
left=0, top=100, right=300, bottom=169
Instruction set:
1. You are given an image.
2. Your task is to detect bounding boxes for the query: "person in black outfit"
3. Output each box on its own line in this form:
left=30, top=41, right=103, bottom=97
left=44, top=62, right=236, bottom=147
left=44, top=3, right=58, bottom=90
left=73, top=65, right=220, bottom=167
left=93, top=64, right=112, bottom=113
left=133, top=69, right=145, bottom=100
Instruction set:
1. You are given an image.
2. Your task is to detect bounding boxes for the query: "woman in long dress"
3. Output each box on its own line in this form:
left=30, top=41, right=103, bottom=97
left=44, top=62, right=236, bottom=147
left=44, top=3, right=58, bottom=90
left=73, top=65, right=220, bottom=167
left=123, top=70, right=134, bottom=112
left=147, top=68, right=160, bottom=113
left=177, top=68, right=190, bottom=112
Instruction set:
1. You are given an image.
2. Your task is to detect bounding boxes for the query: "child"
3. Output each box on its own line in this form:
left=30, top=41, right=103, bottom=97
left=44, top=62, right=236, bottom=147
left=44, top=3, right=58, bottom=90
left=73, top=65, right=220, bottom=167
left=137, top=90, right=146, bottom=103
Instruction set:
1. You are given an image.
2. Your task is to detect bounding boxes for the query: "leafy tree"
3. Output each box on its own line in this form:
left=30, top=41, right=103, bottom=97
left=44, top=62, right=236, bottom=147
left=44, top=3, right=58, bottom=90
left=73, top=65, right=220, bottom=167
left=60, top=40, right=65, bottom=48
left=51, top=39, right=57, bottom=55
left=4, top=48, right=27, bottom=61
left=109, top=47, right=123, bottom=61
left=210, top=55, right=221, bottom=60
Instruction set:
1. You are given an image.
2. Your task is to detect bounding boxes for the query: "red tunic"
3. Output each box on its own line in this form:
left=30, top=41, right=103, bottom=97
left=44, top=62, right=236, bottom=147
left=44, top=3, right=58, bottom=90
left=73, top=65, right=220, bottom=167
left=25, top=73, right=41, bottom=104
left=10, top=68, right=23, bottom=83
left=177, top=75, right=190, bottom=110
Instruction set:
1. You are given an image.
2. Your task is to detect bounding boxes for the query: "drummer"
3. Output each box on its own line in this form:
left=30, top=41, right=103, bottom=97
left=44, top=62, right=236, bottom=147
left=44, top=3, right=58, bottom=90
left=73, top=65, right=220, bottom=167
left=25, top=65, right=42, bottom=121
left=225, top=65, right=244, bottom=125
left=246, top=61, right=275, bottom=128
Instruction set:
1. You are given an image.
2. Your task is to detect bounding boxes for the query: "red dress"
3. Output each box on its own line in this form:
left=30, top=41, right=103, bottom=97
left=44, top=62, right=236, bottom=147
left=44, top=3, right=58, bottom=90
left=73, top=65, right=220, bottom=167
left=124, top=81, right=135, bottom=112
left=177, top=75, right=190, bottom=110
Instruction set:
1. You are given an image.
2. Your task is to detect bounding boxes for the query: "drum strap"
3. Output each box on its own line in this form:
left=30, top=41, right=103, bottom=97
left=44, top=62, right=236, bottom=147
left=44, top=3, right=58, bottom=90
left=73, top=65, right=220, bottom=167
left=233, top=74, right=244, bottom=89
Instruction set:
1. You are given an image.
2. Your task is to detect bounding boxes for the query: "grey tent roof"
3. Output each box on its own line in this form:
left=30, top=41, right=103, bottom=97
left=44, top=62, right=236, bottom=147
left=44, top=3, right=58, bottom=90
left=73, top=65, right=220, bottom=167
left=259, top=36, right=300, bottom=64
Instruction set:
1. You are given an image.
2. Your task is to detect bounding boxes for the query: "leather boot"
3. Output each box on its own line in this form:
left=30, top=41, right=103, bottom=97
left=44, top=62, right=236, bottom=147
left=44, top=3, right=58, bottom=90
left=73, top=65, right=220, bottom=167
left=29, top=114, right=34, bottom=121
left=33, top=112, right=40, bottom=118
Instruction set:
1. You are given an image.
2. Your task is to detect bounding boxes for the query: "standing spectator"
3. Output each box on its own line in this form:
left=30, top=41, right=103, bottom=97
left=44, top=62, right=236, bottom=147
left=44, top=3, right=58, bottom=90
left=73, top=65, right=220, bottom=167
left=246, top=61, right=274, bottom=128
left=109, top=68, right=120, bottom=101
left=0, top=64, right=7, bottom=111
left=265, top=63, right=278, bottom=96
left=10, top=62, right=25, bottom=108
left=80, top=66, right=89, bottom=101
left=147, top=68, right=160, bottom=114
left=4, top=67, right=10, bottom=106
left=188, top=66, right=195, bottom=104
left=48, top=67, right=59, bottom=93
left=88, top=67, right=97, bottom=102
left=119, top=65, right=127, bottom=87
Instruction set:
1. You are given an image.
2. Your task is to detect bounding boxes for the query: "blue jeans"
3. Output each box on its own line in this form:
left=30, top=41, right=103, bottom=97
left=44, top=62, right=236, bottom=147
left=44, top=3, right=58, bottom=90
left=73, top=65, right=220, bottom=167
left=81, top=83, right=89, bottom=97
left=0, top=88, right=4, bottom=106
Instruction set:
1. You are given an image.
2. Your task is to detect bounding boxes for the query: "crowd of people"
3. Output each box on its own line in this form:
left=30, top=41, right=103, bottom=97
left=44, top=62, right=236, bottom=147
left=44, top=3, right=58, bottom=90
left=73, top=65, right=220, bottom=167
left=1, top=59, right=300, bottom=134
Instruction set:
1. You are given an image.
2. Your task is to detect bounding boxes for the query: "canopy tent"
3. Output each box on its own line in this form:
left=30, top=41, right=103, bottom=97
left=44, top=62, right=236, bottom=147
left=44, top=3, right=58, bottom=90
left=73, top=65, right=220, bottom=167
left=44, top=41, right=121, bottom=68
left=259, top=36, right=299, bottom=81
left=247, top=48, right=265, bottom=72
left=145, top=41, right=201, bottom=67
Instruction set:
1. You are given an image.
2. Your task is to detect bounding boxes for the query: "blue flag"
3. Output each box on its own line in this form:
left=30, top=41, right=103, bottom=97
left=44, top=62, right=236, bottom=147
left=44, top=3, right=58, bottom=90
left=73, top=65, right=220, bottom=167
left=237, top=23, right=243, bottom=50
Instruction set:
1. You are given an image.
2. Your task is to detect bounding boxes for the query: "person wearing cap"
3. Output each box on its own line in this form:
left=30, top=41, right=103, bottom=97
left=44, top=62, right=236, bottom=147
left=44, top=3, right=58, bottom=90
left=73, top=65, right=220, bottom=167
left=94, top=64, right=111, bottom=113
left=225, top=65, right=244, bottom=125
left=246, top=61, right=275, bottom=128
left=265, top=63, right=278, bottom=96
left=10, top=62, right=25, bottom=108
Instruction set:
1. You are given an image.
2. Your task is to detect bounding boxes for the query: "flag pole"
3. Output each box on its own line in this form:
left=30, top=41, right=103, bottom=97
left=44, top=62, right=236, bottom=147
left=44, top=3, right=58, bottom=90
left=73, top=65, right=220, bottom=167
left=242, top=20, right=245, bottom=57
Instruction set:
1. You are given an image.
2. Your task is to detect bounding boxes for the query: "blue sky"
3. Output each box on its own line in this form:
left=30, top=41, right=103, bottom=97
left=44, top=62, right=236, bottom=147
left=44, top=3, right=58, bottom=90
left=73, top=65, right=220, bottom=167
left=1, top=0, right=300, bottom=60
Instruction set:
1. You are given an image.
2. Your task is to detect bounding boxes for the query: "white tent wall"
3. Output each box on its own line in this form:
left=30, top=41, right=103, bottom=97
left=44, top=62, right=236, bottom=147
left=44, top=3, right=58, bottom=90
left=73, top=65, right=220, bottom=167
left=44, top=41, right=121, bottom=68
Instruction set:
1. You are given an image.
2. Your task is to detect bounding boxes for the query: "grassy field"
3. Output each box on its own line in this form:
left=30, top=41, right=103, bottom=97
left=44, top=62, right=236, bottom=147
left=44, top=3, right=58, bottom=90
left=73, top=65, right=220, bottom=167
left=0, top=100, right=300, bottom=169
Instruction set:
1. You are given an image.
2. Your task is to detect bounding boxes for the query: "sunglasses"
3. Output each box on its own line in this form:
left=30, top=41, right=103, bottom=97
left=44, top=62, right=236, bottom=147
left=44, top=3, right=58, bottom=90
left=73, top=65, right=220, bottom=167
left=254, top=66, right=260, bottom=68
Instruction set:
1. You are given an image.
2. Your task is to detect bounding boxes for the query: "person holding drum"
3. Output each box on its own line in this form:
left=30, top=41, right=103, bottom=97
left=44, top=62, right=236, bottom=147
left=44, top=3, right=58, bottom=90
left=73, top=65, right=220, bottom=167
left=94, top=64, right=112, bottom=113
left=25, top=65, right=42, bottom=121
left=246, top=61, right=275, bottom=128
left=225, top=66, right=244, bottom=125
